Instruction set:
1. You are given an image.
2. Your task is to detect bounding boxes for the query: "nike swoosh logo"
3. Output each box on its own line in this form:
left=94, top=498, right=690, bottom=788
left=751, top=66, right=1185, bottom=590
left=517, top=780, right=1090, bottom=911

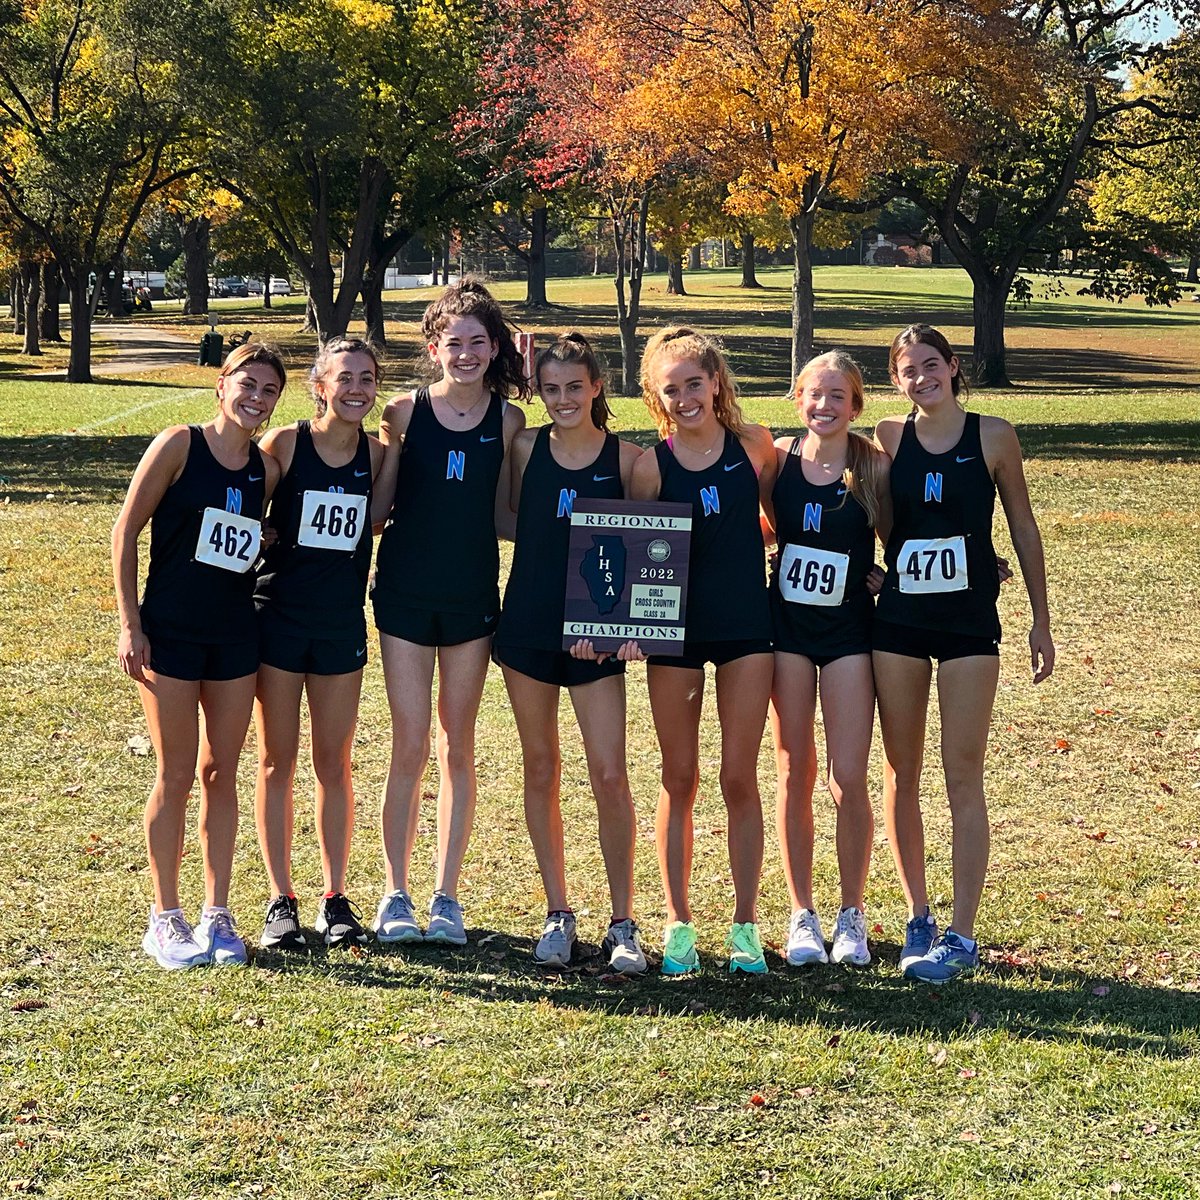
left=354, top=469, right=370, bottom=477
left=484, top=615, right=496, bottom=623
left=723, top=462, right=742, bottom=472
left=837, top=487, right=848, bottom=495
left=956, top=456, right=975, bottom=463
left=593, top=474, right=615, bottom=482
left=480, top=436, right=499, bottom=443
left=248, top=475, right=264, bottom=482
left=356, top=647, right=366, bottom=657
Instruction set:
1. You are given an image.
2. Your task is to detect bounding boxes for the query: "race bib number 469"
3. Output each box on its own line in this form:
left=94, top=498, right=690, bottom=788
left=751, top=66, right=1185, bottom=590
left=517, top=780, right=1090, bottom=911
left=195, top=507, right=261, bottom=573
left=779, top=543, right=849, bottom=607
left=297, top=491, right=367, bottom=551
left=898, top=535, right=968, bottom=594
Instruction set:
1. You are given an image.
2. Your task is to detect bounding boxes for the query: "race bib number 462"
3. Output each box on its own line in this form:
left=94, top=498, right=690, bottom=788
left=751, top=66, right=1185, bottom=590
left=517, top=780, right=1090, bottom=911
left=297, top=491, right=367, bottom=551
left=898, top=535, right=968, bottom=594
left=195, top=507, right=261, bottom=573
left=778, top=543, right=849, bottom=607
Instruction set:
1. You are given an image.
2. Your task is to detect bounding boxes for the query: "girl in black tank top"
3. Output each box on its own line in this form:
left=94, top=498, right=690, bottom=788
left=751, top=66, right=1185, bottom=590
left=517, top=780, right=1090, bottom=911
left=372, top=280, right=529, bottom=949
left=630, top=326, right=777, bottom=976
left=495, top=333, right=648, bottom=973
left=874, top=325, right=1055, bottom=985
left=111, top=343, right=285, bottom=971
left=252, top=340, right=392, bottom=952
left=763, top=352, right=890, bottom=971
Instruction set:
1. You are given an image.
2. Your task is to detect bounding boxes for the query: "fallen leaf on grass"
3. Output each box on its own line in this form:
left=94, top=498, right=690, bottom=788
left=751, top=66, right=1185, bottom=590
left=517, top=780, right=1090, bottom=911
left=1053, top=738, right=1072, bottom=752
left=1092, top=985, right=1111, bottom=996
left=417, top=1034, right=446, bottom=1049
left=1142, top=1123, right=1157, bottom=1136
left=598, top=972, right=630, bottom=986
left=796, top=1086, right=816, bottom=1098
left=127, top=735, right=151, bottom=756
left=1159, top=782, right=1174, bottom=795
left=927, top=1045, right=947, bottom=1067
left=1123, top=963, right=1139, bottom=978
left=823, top=982, right=845, bottom=994
left=1084, top=829, right=1110, bottom=842
left=477, top=933, right=499, bottom=946
left=871, top=923, right=884, bottom=935
left=747, top=1094, right=766, bottom=1107
left=959, top=1069, right=977, bottom=1079
left=960, top=1130, right=980, bottom=1142
left=10, top=999, right=48, bottom=1013
left=62, top=784, right=83, bottom=796
left=826, top=1033, right=841, bottom=1048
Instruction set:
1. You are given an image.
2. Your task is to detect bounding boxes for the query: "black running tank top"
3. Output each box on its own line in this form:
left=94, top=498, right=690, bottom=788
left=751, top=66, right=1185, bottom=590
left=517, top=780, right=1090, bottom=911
left=255, top=421, right=373, bottom=639
left=497, top=426, right=623, bottom=651
left=877, top=412, right=1000, bottom=638
left=654, top=430, right=770, bottom=643
left=373, top=388, right=507, bottom=615
left=770, top=437, right=875, bottom=649
left=140, top=426, right=266, bottom=644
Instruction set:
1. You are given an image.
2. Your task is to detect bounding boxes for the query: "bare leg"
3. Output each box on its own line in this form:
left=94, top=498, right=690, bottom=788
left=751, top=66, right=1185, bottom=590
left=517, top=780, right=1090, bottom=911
left=817, top=654, right=875, bottom=911
left=569, top=673, right=636, bottom=920
left=935, top=655, right=1000, bottom=939
left=769, top=652, right=818, bottom=912
left=647, top=664, right=704, bottom=925
left=873, top=650, right=932, bottom=916
left=306, top=669, right=364, bottom=895
left=138, top=672, right=201, bottom=912
left=379, top=633, right=435, bottom=894
left=254, top=665, right=304, bottom=898
left=197, top=674, right=257, bottom=909
left=501, top=665, right=567, bottom=912
left=431, top=637, right=492, bottom=898
left=714, top=653, right=772, bottom=924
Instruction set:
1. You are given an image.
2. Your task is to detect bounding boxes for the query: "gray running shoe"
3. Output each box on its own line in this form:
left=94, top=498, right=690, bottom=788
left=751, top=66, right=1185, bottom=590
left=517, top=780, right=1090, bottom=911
left=601, top=917, right=647, bottom=974
left=533, top=911, right=577, bottom=967
left=425, top=891, right=467, bottom=945
left=195, top=907, right=248, bottom=966
left=830, top=906, right=871, bottom=966
left=373, top=889, right=424, bottom=943
left=142, top=906, right=207, bottom=970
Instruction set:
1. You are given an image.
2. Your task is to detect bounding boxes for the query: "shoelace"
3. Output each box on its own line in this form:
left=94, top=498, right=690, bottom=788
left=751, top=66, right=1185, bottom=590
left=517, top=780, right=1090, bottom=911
left=665, top=926, right=694, bottom=958
left=207, top=910, right=236, bottom=939
left=546, top=913, right=572, bottom=937
left=327, top=895, right=364, bottom=926
left=385, top=892, right=414, bottom=920
left=791, top=910, right=821, bottom=940
left=266, top=897, right=294, bottom=925
left=163, top=914, right=196, bottom=944
left=431, top=894, right=460, bottom=920
left=838, top=910, right=866, bottom=941
left=609, top=919, right=638, bottom=948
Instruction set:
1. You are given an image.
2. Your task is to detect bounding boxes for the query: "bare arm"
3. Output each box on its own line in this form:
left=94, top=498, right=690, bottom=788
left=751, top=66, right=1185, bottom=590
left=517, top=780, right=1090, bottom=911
left=500, top=427, right=537, bottom=542
left=110, top=427, right=190, bottom=682
left=371, top=396, right=413, bottom=533
left=629, top=445, right=663, bottom=501
left=494, top=402, right=527, bottom=541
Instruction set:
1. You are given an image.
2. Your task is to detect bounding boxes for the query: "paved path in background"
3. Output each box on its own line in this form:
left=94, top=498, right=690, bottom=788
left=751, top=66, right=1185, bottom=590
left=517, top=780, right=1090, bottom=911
left=43, top=321, right=198, bottom=379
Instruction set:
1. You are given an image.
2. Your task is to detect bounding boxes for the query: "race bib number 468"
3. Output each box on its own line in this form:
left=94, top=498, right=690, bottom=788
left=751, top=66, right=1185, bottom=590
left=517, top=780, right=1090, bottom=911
left=297, top=491, right=367, bottom=551
left=898, top=535, right=968, bottom=594
left=195, top=507, right=261, bottom=573
left=779, top=543, right=849, bottom=607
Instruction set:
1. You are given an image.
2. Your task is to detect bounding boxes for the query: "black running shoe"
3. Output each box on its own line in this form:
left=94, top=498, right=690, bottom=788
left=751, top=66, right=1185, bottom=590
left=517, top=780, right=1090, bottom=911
left=316, top=893, right=371, bottom=948
left=260, top=894, right=306, bottom=950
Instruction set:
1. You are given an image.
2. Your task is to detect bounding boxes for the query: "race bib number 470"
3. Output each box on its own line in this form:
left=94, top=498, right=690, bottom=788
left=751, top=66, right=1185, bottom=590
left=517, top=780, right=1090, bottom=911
left=778, top=543, right=849, bottom=607
left=898, top=535, right=968, bottom=594
left=297, top=491, right=367, bottom=551
left=195, top=507, right=261, bottom=573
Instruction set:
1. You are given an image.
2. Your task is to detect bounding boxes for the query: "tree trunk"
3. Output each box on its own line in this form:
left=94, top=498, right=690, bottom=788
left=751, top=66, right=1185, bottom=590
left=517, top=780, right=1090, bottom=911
left=262, top=281, right=272, bottom=309
left=1187, top=252, right=1199, bottom=285
left=21, top=261, right=41, bottom=356
left=614, top=191, right=651, bottom=396
left=739, top=232, right=762, bottom=288
left=441, top=233, right=452, bottom=285
left=665, top=253, right=686, bottom=295
left=12, top=271, right=24, bottom=336
left=67, top=271, right=94, bottom=383
left=301, top=295, right=317, bottom=333
left=181, top=216, right=211, bottom=316
left=105, top=261, right=124, bottom=317
left=687, top=245, right=701, bottom=271
left=40, top=261, right=64, bottom=341
left=362, top=269, right=386, bottom=346
left=970, top=272, right=1012, bottom=387
left=525, top=205, right=549, bottom=307
left=788, top=214, right=816, bottom=379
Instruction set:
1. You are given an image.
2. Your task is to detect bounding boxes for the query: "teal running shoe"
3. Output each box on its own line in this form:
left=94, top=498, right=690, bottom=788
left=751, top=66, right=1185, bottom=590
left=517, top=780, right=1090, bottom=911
left=727, top=922, right=768, bottom=975
left=906, top=929, right=979, bottom=985
left=662, top=920, right=699, bottom=975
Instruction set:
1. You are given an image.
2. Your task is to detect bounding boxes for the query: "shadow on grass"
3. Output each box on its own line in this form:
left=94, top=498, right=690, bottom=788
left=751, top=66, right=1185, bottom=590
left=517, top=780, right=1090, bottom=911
left=255, top=932, right=1198, bottom=1058
left=0, top=435, right=150, bottom=502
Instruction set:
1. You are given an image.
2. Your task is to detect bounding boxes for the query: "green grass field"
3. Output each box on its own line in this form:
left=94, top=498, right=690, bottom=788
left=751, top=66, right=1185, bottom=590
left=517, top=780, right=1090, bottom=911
left=2, top=267, right=1199, bottom=1198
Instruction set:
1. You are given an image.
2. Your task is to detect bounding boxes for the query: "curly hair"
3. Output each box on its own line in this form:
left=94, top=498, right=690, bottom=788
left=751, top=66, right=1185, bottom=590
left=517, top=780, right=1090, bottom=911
left=640, top=326, right=747, bottom=441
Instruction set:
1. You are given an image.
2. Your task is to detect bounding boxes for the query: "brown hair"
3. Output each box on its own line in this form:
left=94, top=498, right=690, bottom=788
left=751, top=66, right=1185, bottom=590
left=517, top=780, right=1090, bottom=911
left=887, top=324, right=968, bottom=407
left=535, top=331, right=613, bottom=431
left=640, top=326, right=747, bottom=440
left=421, top=276, right=531, bottom=401
left=217, top=341, right=286, bottom=434
left=309, top=337, right=384, bottom=416
left=794, top=350, right=888, bottom=527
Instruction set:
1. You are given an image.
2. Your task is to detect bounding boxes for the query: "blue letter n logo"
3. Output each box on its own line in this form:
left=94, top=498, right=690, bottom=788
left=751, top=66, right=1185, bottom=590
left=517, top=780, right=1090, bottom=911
left=924, top=472, right=943, bottom=503
left=557, top=488, right=576, bottom=518
left=225, top=487, right=242, bottom=514
left=700, top=485, right=720, bottom=517
left=447, top=450, right=465, bottom=481
left=803, top=502, right=822, bottom=533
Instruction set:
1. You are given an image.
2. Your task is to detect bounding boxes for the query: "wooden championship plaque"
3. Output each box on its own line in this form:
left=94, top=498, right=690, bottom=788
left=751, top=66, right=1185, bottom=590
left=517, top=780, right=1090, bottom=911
left=562, top=499, right=692, bottom=655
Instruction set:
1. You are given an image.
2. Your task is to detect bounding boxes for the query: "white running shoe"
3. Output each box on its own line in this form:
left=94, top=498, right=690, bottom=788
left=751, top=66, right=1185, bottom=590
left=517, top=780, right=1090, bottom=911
left=142, top=906, right=207, bottom=970
left=425, top=891, right=467, bottom=945
left=785, top=908, right=829, bottom=966
left=830, top=906, right=872, bottom=966
left=602, top=918, right=647, bottom=975
left=533, top=911, right=577, bottom=967
left=373, top=889, right=424, bottom=943
left=196, top=906, right=248, bottom=966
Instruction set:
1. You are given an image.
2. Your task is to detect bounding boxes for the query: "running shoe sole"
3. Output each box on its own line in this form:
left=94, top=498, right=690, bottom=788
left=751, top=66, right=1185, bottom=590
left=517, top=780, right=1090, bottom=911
left=374, top=927, right=424, bottom=945
left=141, top=931, right=206, bottom=970
left=424, top=929, right=468, bottom=946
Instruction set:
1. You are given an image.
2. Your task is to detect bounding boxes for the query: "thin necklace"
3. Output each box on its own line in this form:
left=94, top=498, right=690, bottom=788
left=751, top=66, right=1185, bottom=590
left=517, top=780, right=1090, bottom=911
left=447, top=392, right=486, bottom=419
left=679, top=425, right=724, bottom=457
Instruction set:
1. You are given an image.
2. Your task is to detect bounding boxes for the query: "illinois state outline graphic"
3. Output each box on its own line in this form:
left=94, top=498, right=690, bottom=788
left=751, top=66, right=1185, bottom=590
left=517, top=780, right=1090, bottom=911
left=579, top=535, right=626, bottom=616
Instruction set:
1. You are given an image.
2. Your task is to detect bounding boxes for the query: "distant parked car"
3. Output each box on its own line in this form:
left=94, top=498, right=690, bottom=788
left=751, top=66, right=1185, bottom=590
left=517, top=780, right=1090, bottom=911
left=269, top=276, right=291, bottom=295
left=220, top=276, right=250, bottom=298
left=246, top=278, right=264, bottom=295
